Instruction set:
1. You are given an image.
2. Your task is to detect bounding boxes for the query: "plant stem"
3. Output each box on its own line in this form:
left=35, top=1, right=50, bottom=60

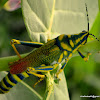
left=43, top=72, right=54, bottom=100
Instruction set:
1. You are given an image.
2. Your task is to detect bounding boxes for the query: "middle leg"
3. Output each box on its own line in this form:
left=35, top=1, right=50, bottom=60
left=26, top=63, right=59, bottom=87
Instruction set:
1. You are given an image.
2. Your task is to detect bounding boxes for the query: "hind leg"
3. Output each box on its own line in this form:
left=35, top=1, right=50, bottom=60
left=10, top=39, right=44, bottom=59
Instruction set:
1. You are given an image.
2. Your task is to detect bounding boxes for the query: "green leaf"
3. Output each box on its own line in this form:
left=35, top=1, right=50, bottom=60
left=43, top=72, right=69, bottom=100
left=22, top=0, right=94, bottom=42
left=0, top=71, right=69, bottom=100
left=90, top=12, right=100, bottom=36
left=21, top=0, right=100, bottom=99
left=98, top=0, right=100, bottom=11
left=0, top=0, right=7, bottom=9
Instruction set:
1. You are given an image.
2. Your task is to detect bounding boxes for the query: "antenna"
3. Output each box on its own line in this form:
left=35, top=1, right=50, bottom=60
left=85, top=4, right=99, bottom=42
left=89, top=34, right=99, bottom=41
left=85, top=3, right=89, bottom=31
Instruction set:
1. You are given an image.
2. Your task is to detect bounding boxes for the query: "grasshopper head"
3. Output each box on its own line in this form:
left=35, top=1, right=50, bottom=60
left=80, top=30, right=99, bottom=45
left=80, top=30, right=89, bottom=45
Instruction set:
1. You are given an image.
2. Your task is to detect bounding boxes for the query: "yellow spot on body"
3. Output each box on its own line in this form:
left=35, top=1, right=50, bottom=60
left=21, top=72, right=29, bottom=77
left=68, top=53, right=72, bottom=58
left=61, top=42, right=72, bottom=51
left=68, top=35, right=71, bottom=38
left=58, top=53, right=63, bottom=63
left=40, top=64, right=46, bottom=66
left=12, top=74, right=22, bottom=82
left=5, top=75, right=16, bottom=86
left=59, top=34, right=65, bottom=41
left=70, top=40, right=74, bottom=47
left=64, top=51, right=68, bottom=56
left=75, top=38, right=81, bottom=44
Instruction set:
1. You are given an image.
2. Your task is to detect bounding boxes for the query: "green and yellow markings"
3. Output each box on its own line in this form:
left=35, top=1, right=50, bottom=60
left=75, top=38, right=81, bottom=45
left=5, top=75, right=16, bottom=86
left=1, top=80, right=10, bottom=90
left=68, top=35, right=71, bottom=38
left=50, top=46, right=59, bottom=52
left=82, top=40, right=86, bottom=45
left=21, top=72, right=29, bottom=78
left=75, top=33, right=88, bottom=45
left=72, top=39, right=86, bottom=54
left=61, top=42, right=72, bottom=51
left=68, top=53, right=72, bottom=58
left=0, top=88, right=8, bottom=93
left=64, top=51, right=68, bottom=56
left=81, top=33, right=88, bottom=40
left=58, top=53, right=63, bottom=63
left=58, top=34, right=65, bottom=41
left=72, top=45, right=82, bottom=53
left=12, top=74, right=22, bottom=82
left=69, top=40, right=74, bottom=47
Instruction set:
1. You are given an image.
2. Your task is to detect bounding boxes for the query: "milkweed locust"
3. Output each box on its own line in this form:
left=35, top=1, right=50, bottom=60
left=0, top=3, right=99, bottom=94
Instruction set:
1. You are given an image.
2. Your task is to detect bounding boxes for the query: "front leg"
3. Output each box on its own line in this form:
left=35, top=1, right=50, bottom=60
left=56, top=59, right=69, bottom=78
left=55, top=51, right=69, bottom=78
left=77, top=49, right=91, bottom=61
left=26, top=63, right=59, bottom=87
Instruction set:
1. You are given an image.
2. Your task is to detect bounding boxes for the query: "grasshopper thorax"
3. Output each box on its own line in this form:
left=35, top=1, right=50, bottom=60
left=56, top=32, right=89, bottom=51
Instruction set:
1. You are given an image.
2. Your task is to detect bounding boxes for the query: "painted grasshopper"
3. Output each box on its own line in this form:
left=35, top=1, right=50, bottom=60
left=0, top=4, right=99, bottom=94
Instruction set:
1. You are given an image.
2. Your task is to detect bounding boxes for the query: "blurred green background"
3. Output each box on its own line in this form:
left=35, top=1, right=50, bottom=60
left=0, top=8, right=33, bottom=57
left=0, top=0, right=100, bottom=100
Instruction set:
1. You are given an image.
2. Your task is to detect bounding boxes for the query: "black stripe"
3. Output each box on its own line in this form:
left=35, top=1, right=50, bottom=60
left=56, top=37, right=63, bottom=50
left=20, top=42, right=43, bottom=48
left=8, top=73, right=18, bottom=84
left=26, top=72, right=32, bottom=76
left=3, top=78, right=13, bottom=88
left=17, top=74, right=25, bottom=80
left=0, top=84, right=9, bottom=91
